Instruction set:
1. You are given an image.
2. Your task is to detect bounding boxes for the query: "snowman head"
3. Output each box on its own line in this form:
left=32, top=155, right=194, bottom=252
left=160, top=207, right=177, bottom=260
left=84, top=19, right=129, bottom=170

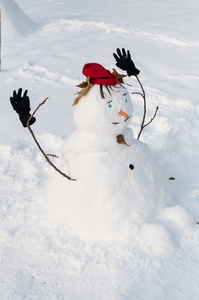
left=73, top=63, right=133, bottom=136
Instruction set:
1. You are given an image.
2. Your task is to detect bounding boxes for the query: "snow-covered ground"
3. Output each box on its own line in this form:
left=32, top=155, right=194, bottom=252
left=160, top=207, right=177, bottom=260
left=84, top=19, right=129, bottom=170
left=0, top=0, right=199, bottom=299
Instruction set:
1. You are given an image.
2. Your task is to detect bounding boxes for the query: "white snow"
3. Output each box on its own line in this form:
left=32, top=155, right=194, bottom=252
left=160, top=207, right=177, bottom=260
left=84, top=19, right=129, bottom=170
left=1, top=0, right=199, bottom=299
left=73, top=83, right=133, bottom=136
left=0, top=0, right=38, bottom=39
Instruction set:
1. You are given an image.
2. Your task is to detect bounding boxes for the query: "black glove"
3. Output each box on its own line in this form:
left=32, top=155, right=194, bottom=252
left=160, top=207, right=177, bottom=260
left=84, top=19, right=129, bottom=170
left=113, top=48, right=140, bottom=77
left=10, top=88, right=36, bottom=127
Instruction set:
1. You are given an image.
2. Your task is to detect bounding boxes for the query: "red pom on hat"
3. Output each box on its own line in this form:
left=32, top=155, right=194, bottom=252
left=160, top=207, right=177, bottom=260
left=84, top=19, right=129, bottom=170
left=82, top=63, right=118, bottom=86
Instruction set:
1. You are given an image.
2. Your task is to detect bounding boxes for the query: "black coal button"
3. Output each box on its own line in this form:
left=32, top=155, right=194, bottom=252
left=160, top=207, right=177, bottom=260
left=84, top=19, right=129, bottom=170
left=129, top=164, right=134, bottom=170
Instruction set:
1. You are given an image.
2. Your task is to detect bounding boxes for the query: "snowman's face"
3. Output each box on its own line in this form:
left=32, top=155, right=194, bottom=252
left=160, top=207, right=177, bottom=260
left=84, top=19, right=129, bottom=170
left=74, top=83, right=133, bottom=135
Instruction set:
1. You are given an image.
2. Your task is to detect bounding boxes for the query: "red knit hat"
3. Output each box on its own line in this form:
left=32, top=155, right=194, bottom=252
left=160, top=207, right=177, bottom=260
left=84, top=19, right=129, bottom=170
left=82, top=63, right=118, bottom=85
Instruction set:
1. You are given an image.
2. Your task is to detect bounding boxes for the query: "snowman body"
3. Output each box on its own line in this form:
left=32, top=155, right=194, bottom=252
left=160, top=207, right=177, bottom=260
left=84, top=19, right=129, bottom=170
left=46, top=84, right=172, bottom=241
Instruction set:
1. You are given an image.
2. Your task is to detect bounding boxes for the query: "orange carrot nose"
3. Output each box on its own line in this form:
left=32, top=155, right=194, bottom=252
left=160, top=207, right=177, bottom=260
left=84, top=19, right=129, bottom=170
left=119, top=110, right=129, bottom=119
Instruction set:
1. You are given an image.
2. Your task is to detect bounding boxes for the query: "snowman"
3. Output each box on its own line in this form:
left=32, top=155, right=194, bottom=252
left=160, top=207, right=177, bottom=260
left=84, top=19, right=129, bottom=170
left=44, top=49, right=172, bottom=241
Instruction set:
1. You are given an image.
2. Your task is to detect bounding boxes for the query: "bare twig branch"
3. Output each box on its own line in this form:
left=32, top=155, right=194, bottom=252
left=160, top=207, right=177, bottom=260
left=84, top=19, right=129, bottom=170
left=46, top=154, right=59, bottom=158
left=143, top=106, right=159, bottom=128
left=27, top=98, right=76, bottom=181
left=136, top=75, right=146, bottom=140
left=134, top=75, right=158, bottom=140
left=131, top=92, right=144, bottom=98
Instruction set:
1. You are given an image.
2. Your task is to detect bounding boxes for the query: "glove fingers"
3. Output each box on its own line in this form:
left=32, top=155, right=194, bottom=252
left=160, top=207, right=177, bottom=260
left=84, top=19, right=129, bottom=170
left=10, top=97, right=14, bottom=107
left=22, top=90, right=29, bottom=106
left=13, top=90, right=17, bottom=100
left=10, top=96, right=18, bottom=111
left=122, top=48, right=127, bottom=58
left=116, top=48, right=123, bottom=59
left=17, top=88, right=22, bottom=101
left=24, top=97, right=30, bottom=107
left=113, top=53, right=120, bottom=62
left=127, top=50, right=132, bottom=60
left=23, top=89, right=28, bottom=99
left=18, top=88, right=22, bottom=97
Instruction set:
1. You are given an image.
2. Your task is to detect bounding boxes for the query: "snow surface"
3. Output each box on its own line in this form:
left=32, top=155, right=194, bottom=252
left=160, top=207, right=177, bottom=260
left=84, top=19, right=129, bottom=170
left=0, top=0, right=199, bottom=299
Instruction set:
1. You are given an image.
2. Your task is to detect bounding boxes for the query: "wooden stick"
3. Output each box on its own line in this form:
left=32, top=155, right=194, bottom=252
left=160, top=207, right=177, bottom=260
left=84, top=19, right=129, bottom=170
left=135, top=75, right=147, bottom=140
left=26, top=98, right=76, bottom=181
left=142, top=106, right=159, bottom=129
left=134, top=75, right=158, bottom=140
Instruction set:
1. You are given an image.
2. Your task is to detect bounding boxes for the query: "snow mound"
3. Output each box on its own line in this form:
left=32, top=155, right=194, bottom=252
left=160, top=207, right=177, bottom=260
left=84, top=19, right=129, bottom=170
left=46, top=132, right=173, bottom=242
left=0, top=0, right=38, bottom=38
left=45, top=84, right=174, bottom=243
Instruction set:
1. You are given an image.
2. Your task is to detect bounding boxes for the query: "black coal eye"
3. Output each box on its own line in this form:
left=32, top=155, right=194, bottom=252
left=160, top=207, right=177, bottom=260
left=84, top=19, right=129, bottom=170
left=129, top=164, right=134, bottom=170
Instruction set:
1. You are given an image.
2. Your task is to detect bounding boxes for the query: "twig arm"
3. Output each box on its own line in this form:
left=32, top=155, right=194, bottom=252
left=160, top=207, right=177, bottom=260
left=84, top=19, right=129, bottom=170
left=131, top=92, right=144, bottom=98
left=46, top=154, right=59, bottom=158
left=133, top=75, right=158, bottom=140
left=27, top=98, right=76, bottom=181
left=143, top=106, right=159, bottom=128
left=135, top=75, right=147, bottom=140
